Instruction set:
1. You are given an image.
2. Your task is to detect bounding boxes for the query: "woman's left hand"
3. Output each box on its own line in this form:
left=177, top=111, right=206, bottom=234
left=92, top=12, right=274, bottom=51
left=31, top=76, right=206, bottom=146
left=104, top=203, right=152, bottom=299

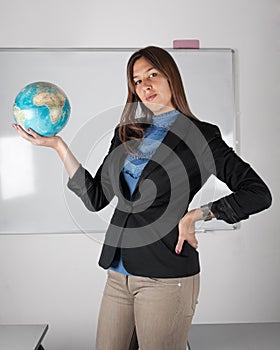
left=175, top=210, right=199, bottom=254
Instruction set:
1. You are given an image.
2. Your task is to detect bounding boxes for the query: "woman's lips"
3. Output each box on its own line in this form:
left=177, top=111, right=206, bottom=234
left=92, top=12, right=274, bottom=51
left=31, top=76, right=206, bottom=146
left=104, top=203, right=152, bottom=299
left=146, top=94, right=157, bottom=102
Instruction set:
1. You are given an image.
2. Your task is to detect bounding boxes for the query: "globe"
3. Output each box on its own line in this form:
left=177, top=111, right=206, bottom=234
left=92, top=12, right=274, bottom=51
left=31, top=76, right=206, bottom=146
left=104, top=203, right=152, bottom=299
left=13, top=81, right=71, bottom=136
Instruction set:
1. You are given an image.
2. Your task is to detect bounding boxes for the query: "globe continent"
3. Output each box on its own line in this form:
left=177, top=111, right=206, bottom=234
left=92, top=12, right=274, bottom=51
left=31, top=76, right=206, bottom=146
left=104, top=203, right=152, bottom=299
left=13, top=81, right=71, bottom=136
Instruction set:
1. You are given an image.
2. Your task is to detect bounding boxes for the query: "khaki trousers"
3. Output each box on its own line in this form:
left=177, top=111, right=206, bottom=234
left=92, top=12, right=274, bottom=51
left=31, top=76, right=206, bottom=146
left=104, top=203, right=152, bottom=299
left=96, top=269, right=200, bottom=350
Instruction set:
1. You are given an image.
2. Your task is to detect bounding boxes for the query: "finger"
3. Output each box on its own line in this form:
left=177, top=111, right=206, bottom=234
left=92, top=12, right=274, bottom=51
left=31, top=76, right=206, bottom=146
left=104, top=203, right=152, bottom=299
left=175, top=237, right=185, bottom=255
left=27, top=128, right=47, bottom=146
left=27, top=127, right=40, bottom=138
left=13, top=124, right=33, bottom=139
left=13, top=124, right=42, bottom=146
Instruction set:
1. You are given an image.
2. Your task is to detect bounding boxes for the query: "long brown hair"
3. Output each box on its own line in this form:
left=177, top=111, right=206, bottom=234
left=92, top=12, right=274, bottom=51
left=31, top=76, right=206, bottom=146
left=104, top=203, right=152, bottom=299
left=119, top=46, right=198, bottom=154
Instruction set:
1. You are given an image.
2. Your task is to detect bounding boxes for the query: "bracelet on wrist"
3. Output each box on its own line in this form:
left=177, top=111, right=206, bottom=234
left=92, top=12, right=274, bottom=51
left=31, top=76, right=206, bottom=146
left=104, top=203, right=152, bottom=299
left=200, top=204, right=212, bottom=221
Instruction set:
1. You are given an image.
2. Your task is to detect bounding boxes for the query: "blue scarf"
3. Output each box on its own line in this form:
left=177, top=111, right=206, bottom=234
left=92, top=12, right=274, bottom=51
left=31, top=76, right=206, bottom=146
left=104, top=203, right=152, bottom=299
left=123, top=109, right=179, bottom=195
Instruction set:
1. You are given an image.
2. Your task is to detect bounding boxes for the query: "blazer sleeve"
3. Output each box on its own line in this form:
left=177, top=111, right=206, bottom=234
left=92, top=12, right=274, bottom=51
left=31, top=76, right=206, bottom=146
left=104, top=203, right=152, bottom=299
left=67, top=125, right=119, bottom=212
left=202, top=124, right=272, bottom=224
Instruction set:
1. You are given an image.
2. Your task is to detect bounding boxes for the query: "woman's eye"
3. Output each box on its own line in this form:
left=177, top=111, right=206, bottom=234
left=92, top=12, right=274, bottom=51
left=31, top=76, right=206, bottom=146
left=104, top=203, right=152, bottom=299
left=149, top=72, right=157, bottom=78
left=134, top=80, right=141, bottom=86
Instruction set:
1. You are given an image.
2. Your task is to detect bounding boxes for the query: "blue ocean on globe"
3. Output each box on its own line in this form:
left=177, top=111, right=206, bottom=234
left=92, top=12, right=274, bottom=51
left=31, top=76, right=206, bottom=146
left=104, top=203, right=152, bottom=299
left=13, top=81, right=71, bottom=136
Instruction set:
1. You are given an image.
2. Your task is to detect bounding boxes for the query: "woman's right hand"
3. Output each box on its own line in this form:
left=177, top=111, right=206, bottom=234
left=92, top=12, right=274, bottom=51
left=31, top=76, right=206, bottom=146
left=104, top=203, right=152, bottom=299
left=12, top=123, right=63, bottom=150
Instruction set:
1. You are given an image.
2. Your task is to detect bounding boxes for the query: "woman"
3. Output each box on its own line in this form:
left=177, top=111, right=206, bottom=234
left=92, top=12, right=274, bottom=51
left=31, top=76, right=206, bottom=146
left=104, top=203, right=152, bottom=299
left=13, top=46, right=272, bottom=350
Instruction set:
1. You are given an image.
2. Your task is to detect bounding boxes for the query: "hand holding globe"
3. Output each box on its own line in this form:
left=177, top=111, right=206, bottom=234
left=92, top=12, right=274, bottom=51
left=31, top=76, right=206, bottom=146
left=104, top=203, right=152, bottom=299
left=12, top=123, right=63, bottom=149
left=12, top=81, right=80, bottom=178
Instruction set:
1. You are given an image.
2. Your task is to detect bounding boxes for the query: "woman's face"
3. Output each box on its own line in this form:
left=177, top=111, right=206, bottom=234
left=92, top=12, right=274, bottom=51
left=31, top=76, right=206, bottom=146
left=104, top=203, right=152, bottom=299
left=132, top=57, right=175, bottom=115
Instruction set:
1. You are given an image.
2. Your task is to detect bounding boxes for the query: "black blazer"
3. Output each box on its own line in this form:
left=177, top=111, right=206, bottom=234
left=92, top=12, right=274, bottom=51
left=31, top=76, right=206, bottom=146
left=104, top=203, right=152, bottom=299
left=68, top=113, right=272, bottom=278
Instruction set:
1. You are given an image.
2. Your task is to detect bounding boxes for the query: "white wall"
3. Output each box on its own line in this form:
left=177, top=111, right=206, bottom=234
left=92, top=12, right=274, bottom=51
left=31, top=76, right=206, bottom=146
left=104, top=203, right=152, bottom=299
left=0, top=0, right=279, bottom=349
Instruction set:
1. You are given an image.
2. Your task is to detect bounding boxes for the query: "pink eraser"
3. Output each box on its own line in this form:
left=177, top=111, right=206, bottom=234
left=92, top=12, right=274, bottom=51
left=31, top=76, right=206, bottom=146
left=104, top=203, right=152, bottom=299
left=173, top=40, right=200, bottom=49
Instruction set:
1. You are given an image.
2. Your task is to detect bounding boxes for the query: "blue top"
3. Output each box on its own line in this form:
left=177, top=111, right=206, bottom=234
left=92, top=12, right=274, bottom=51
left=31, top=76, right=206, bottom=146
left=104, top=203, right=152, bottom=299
left=109, top=109, right=180, bottom=275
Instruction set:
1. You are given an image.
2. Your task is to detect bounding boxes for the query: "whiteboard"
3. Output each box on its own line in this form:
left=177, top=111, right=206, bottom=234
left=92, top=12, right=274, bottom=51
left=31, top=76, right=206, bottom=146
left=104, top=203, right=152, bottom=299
left=0, top=48, right=239, bottom=234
